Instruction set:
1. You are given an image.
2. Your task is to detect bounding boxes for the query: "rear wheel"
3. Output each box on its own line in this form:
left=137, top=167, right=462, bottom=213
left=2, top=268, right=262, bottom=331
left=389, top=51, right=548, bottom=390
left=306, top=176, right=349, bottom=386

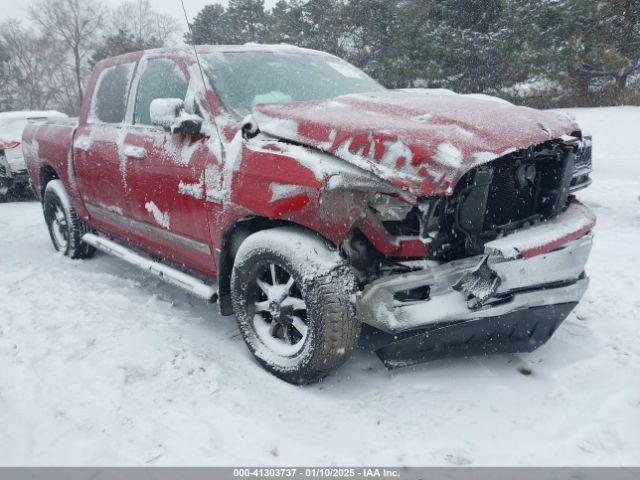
left=43, top=179, right=95, bottom=259
left=231, top=227, right=361, bottom=384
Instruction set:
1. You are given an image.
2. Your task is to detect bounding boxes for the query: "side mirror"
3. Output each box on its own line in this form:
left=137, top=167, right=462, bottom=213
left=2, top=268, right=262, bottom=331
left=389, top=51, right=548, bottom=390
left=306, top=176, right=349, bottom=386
left=150, top=98, right=204, bottom=136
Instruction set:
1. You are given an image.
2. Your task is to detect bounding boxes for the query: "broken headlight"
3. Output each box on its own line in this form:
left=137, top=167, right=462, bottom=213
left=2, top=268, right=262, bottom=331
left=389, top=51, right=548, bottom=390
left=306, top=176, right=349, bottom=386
left=369, top=193, right=413, bottom=221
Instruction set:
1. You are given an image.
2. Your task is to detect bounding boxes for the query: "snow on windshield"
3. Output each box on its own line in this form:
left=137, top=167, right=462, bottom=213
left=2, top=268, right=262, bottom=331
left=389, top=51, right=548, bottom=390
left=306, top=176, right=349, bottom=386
left=202, top=52, right=385, bottom=116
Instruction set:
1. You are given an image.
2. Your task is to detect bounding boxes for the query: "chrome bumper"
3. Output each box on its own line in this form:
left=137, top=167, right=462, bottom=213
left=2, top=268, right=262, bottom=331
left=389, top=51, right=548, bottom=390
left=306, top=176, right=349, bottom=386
left=356, top=233, right=593, bottom=334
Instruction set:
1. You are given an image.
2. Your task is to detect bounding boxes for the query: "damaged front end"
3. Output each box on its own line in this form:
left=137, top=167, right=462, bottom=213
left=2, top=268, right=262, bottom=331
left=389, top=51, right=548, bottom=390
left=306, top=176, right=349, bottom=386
left=357, top=226, right=592, bottom=368
left=249, top=96, right=595, bottom=368
left=350, top=137, right=595, bottom=368
left=424, top=136, right=592, bottom=261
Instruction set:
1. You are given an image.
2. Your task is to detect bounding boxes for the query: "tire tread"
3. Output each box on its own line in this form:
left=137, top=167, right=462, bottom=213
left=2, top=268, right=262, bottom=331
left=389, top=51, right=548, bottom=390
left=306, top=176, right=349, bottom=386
left=44, top=179, right=95, bottom=260
left=231, top=228, right=361, bottom=384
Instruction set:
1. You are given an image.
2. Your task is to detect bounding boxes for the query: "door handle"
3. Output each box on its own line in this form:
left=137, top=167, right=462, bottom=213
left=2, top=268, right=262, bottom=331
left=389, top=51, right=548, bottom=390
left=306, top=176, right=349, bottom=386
left=123, top=145, right=147, bottom=160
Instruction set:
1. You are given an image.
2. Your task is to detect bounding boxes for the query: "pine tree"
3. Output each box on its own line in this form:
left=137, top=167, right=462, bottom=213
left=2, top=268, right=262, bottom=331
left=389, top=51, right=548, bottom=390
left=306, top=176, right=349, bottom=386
left=268, top=0, right=306, bottom=45
left=341, top=0, right=401, bottom=85
left=184, top=0, right=639, bottom=105
left=91, top=28, right=163, bottom=66
left=186, top=4, right=232, bottom=45
left=530, top=0, right=639, bottom=100
left=604, top=0, right=640, bottom=90
left=225, top=0, right=268, bottom=44
left=296, top=0, right=350, bottom=55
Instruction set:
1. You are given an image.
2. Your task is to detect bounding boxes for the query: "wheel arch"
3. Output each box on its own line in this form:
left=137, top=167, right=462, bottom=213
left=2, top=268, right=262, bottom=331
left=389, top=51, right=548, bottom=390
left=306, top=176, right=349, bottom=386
left=39, top=164, right=60, bottom=201
left=217, top=216, right=340, bottom=315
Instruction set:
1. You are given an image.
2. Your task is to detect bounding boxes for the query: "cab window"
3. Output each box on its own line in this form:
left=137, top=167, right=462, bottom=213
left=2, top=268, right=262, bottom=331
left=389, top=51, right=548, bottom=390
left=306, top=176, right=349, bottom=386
left=133, top=59, right=188, bottom=126
left=89, top=62, right=136, bottom=124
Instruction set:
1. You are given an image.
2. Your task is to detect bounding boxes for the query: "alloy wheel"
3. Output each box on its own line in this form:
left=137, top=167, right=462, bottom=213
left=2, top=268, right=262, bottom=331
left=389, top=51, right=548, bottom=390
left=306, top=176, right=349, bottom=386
left=249, top=262, right=309, bottom=356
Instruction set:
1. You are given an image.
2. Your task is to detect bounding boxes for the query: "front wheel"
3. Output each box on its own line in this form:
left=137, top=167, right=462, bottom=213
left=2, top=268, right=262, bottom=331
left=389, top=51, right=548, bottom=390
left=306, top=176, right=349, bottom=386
left=43, top=179, right=95, bottom=259
left=231, top=227, right=361, bottom=384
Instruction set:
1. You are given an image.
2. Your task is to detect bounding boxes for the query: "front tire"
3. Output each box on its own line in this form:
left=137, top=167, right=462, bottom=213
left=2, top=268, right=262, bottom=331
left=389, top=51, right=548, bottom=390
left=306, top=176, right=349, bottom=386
left=43, top=179, right=95, bottom=259
left=231, top=227, right=361, bottom=384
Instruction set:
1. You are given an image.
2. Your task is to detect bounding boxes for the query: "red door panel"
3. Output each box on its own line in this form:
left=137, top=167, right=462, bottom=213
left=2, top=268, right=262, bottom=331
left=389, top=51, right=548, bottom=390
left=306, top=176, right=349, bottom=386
left=74, top=123, right=136, bottom=231
left=124, top=127, right=216, bottom=274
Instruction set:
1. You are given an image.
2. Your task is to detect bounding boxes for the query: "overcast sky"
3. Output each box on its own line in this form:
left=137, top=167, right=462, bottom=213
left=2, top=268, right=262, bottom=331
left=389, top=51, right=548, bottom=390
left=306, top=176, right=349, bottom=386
left=1, top=0, right=279, bottom=25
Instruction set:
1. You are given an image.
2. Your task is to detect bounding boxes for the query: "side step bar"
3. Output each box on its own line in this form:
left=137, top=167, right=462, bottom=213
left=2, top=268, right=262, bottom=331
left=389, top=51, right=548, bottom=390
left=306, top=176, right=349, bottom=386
left=82, top=233, right=218, bottom=302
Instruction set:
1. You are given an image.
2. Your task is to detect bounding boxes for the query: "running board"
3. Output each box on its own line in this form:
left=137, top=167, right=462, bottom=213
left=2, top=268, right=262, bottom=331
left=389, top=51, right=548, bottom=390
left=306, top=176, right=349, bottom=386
left=82, top=233, right=218, bottom=302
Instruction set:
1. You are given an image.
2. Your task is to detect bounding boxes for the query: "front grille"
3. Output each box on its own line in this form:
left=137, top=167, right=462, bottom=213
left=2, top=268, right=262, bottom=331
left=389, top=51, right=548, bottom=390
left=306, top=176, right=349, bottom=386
left=380, top=138, right=587, bottom=261
left=428, top=139, right=575, bottom=259
left=484, top=157, right=539, bottom=228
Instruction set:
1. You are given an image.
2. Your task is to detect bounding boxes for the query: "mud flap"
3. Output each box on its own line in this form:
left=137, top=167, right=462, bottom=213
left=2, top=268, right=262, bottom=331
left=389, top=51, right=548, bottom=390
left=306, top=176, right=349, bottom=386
left=376, top=302, right=578, bottom=369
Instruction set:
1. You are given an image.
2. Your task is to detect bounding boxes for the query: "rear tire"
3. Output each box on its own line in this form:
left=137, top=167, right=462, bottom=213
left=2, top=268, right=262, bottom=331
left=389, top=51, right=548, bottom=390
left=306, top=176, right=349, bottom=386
left=231, top=227, right=360, bottom=384
left=43, top=179, right=95, bottom=259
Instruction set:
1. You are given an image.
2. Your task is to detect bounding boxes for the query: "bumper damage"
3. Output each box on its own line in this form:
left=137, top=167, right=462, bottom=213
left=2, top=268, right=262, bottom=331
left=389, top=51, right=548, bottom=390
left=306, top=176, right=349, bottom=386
left=375, top=301, right=581, bottom=369
left=355, top=201, right=595, bottom=368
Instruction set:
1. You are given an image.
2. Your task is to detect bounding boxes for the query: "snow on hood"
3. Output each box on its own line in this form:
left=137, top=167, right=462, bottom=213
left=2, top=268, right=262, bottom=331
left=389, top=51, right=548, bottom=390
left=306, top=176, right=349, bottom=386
left=252, top=90, right=580, bottom=196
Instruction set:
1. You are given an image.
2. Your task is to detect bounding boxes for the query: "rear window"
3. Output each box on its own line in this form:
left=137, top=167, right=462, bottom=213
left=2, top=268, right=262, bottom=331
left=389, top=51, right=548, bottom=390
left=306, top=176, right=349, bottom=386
left=89, top=63, right=136, bottom=124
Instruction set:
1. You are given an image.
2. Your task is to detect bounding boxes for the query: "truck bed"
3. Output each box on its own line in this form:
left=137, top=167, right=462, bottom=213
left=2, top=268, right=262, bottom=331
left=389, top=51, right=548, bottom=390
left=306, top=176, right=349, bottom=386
left=22, top=119, right=78, bottom=202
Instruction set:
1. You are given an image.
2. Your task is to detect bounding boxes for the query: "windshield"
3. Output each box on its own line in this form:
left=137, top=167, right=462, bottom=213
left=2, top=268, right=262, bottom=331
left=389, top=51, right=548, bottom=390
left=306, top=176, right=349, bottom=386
left=202, top=51, right=385, bottom=116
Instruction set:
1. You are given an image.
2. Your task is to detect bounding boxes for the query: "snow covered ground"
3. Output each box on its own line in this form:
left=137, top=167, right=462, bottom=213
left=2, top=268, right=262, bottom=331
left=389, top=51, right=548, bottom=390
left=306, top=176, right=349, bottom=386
left=1, top=107, right=639, bottom=466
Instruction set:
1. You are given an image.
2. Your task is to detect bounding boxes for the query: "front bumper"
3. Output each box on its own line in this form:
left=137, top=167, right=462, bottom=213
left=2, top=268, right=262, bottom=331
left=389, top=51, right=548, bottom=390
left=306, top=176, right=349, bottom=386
left=357, top=233, right=592, bottom=334
left=355, top=201, right=595, bottom=366
left=374, top=301, right=581, bottom=368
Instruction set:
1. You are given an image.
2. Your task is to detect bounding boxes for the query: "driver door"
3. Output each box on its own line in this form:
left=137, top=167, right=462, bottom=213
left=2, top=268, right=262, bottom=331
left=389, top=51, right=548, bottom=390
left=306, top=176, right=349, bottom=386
left=124, top=56, right=214, bottom=274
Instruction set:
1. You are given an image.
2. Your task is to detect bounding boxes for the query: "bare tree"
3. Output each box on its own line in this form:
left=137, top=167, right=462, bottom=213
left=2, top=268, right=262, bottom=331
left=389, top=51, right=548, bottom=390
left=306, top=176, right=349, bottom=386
left=109, top=0, right=179, bottom=47
left=0, top=21, right=67, bottom=111
left=30, top=0, right=105, bottom=111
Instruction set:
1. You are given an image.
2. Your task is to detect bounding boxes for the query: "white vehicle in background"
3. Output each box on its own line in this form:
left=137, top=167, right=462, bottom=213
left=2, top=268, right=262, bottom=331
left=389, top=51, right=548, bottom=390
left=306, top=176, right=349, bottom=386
left=0, top=110, right=68, bottom=201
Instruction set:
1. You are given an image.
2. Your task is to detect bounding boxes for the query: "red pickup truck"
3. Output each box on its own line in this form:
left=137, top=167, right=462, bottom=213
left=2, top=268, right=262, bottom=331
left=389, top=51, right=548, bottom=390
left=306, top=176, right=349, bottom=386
left=23, top=45, right=595, bottom=383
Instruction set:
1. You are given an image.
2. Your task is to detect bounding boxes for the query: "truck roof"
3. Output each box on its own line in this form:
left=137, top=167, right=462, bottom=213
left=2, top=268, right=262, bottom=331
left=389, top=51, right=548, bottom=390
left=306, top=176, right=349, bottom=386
left=193, top=44, right=329, bottom=55
left=95, top=44, right=332, bottom=69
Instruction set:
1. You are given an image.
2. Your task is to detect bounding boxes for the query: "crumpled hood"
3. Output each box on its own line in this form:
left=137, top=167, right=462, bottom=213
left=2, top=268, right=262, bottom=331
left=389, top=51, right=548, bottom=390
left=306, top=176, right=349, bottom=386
left=252, top=89, right=580, bottom=196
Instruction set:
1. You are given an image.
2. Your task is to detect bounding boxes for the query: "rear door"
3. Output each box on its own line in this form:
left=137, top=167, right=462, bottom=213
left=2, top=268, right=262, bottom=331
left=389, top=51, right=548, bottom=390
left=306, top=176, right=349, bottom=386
left=123, top=56, right=215, bottom=273
left=74, top=61, right=138, bottom=233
